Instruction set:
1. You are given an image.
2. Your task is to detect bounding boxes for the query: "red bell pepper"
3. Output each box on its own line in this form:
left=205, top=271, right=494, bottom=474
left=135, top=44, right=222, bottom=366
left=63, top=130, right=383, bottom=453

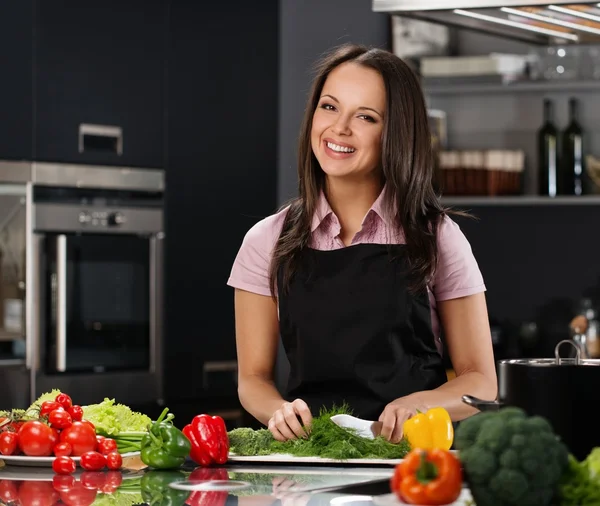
left=182, top=414, right=229, bottom=466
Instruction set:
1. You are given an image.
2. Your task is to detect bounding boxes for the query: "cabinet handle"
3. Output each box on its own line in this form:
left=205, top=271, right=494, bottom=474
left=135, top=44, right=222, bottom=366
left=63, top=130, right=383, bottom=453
left=78, top=124, right=123, bottom=155
left=56, top=235, right=67, bottom=372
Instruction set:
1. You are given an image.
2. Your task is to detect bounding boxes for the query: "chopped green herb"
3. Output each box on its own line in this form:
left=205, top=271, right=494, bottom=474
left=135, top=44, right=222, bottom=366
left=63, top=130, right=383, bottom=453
left=227, top=405, right=410, bottom=460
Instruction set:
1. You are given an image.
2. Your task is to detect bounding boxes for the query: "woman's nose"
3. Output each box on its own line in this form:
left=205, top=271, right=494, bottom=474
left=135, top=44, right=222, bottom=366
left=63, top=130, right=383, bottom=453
left=332, top=115, right=351, bottom=136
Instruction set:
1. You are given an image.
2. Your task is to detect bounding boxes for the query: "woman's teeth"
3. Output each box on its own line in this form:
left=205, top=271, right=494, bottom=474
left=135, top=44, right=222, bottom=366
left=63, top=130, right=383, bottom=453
left=327, top=142, right=355, bottom=153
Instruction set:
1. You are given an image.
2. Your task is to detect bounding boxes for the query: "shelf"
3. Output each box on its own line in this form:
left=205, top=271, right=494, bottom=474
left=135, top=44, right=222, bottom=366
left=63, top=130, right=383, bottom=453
left=0, top=329, right=23, bottom=342
left=424, top=80, right=600, bottom=96
left=441, top=195, right=600, bottom=206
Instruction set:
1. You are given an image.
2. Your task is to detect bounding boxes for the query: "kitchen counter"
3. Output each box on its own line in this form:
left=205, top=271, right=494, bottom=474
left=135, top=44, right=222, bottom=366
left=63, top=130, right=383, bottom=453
left=0, top=458, right=413, bottom=506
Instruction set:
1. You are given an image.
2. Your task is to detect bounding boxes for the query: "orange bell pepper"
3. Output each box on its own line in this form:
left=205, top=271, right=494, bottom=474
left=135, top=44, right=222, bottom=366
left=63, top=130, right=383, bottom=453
left=402, top=407, right=454, bottom=451
left=390, top=448, right=463, bottom=505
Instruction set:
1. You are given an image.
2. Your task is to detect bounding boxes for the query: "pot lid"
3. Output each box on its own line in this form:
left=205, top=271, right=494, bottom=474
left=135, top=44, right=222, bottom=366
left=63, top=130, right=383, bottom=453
left=500, top=339, right=600, bottom=366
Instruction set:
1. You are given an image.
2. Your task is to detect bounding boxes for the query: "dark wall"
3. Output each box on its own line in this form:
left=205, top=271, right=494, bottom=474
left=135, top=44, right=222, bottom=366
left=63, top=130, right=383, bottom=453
left=278, top=0, right=391, bottom=204
left=164, top=1, right=278, bottom=404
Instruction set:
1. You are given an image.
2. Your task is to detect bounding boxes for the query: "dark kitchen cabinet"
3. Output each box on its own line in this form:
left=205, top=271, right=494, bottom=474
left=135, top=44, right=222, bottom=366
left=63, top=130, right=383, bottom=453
left=0, top=1, right=33, bottom=161
left=34, top=1, right=166, bottom=168
left=164, top=0, right=278, bottom=402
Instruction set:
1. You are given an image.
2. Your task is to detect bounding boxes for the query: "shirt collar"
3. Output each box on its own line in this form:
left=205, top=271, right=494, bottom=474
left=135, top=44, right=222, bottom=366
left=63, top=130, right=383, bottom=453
left=310, top=184, right=392, bottom=233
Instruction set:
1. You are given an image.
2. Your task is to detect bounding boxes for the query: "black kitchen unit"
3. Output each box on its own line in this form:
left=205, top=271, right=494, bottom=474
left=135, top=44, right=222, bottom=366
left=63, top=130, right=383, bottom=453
left=0, top=1, right=33, bottom=161
left=34, top=0, right=167, bottom=168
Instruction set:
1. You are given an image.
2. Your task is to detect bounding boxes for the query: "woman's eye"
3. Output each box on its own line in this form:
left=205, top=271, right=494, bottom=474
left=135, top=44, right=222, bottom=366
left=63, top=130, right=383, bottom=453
left=358, top=114, right=376, bottom=123
left=320, top=103, right=335, bottom=111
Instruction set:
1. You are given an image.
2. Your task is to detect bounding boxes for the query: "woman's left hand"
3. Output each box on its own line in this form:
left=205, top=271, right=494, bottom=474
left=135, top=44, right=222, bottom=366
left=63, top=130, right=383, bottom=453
left=378, top=397, right=429, bottom=443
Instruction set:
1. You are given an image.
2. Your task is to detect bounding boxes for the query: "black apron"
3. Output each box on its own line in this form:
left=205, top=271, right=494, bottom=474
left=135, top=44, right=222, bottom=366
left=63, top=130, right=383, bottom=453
left=277, top=243, right=447, bottom=421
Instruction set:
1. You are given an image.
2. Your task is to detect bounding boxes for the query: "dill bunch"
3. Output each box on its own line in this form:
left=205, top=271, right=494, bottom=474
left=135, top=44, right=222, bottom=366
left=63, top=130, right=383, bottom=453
left=227, top=405, right=410, bottom=460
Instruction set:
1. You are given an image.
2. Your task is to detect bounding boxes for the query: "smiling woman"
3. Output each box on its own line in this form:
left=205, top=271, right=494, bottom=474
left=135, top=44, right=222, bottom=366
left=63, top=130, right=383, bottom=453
left=227, top=43, right=498, bottom=446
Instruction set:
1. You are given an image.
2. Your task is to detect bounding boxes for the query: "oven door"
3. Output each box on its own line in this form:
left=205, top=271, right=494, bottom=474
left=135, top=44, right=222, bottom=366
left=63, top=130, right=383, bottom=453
left=43, top=233, right=153, bottom=373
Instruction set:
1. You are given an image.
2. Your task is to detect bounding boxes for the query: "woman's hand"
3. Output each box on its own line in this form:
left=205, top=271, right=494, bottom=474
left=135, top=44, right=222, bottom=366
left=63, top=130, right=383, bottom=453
left=378, top=397, right=429, bottom=443
left=267, top=399, right=313, bottom=441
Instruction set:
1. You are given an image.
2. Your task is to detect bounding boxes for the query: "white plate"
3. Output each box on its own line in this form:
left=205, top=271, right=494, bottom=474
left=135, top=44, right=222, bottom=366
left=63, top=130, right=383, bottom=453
left=0, top=451, right=140, bottom=468
left=373, top=489, right=473, bottom=506
left=227, top=453, right=402, bottom=466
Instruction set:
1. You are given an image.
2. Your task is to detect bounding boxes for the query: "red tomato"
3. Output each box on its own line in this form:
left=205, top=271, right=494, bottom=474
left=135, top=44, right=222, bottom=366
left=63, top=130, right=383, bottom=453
left=54, top=441, right=73, bottom=456
left=81, top=471, right=107, bottom=491
left=53, top=455, right=76, bottom=475
left=82, top=420, right=95, bottom=432
left=49, top=409, right=73, bottom=430
left=95, top=435, right=105, bottom=445
left=98, top=438, right=117, bottom=455
left=59, top=481, right=97, bottom=506
left=0, top=480, right=19, bottom=504
left=0, top=431, right=18, bottom=455
left=68, top=405, right=84, bottom=422
left=80, top=451, right=106, bottom=471
left=19, top=481, right=59, bottom=506
left=55, top=393, right=73, bottom=410
left=40, top=401, right=62, bottom=417
left=59, top=421, right=97, bottom=456
left=18, top=421, right=58, bottom=456
left=52, top=474, right=76, bottom=492
left=106, top=451, right=123, bottom=470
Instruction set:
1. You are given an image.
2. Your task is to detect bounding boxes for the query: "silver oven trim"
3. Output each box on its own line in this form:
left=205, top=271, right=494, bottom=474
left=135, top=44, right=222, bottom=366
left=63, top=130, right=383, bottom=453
left=33, top=203, right=163, bottom=234
left=150, top=233, right=165, bottom=404
left=56, top=235, right=67, bottom=372
left=0, top=161, right=164, bottom=191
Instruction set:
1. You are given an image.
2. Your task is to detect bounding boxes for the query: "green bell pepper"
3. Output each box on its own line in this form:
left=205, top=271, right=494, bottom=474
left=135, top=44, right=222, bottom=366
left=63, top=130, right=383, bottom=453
left=141, top=470, right=190, bottom=506
left=141, top=407, right=192, bottom=469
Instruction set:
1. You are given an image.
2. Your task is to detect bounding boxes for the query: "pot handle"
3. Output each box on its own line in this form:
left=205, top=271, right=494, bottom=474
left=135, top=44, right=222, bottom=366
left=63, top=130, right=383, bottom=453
left=462, top=394, right=502, bottom=412
left=555, top=339, right=582, bottom=364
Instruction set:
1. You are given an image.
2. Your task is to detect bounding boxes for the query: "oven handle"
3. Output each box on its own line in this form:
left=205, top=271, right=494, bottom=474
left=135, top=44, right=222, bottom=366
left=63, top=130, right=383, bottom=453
left=56, top=235, right=67, bottom=372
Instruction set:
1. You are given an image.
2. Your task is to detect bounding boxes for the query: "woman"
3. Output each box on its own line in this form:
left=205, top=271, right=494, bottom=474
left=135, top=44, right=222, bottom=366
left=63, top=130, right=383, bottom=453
left=227, top=43, right=497, bottom=444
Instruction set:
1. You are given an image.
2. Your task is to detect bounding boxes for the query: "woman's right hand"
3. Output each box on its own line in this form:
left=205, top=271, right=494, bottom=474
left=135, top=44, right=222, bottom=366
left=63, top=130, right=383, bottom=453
left=267, top=399, right=313, bottom=441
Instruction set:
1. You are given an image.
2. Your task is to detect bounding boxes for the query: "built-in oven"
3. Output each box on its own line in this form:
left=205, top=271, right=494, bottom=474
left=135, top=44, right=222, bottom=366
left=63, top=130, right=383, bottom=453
left=0, top=162, right=165, bottom=409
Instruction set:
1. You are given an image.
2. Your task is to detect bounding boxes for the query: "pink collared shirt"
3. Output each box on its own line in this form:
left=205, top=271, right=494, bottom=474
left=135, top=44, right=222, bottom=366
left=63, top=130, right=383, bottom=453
left=227, top=189, right=486, bottom=354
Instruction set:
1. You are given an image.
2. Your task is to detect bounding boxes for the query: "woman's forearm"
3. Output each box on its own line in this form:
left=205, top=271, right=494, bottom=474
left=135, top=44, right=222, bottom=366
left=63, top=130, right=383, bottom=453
left=238, top=374, right=288, bottom=426
left=407, top=371, right=498, bottom=421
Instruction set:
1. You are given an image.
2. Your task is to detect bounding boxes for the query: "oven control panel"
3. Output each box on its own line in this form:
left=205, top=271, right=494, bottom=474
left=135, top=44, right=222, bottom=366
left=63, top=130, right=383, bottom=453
left=79, top=211, right=126, bottom=227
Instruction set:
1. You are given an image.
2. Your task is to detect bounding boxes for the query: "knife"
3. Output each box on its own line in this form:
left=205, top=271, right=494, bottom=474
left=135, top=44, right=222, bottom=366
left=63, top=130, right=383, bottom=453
left=330, top=414, right=383, bottom=440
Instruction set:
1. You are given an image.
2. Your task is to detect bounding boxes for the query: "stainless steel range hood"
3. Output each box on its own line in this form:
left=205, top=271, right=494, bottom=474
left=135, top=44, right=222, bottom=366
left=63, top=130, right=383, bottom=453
left=373, top=1, right=600, bottom=44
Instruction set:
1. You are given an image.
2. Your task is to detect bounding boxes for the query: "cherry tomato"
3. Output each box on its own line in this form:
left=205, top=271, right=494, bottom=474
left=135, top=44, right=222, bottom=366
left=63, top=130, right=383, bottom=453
left=106, top=451, right=123, bottom=470
left=0, top=480, right=19, bottom=503
left=18, top=420, right=59, bottom=456
left=96, top=435, right=105, bottom=445
left=98, top=438, right=117, bottom=455
left=59, top=481, right=97, bottom=506
left=52, top=455, right=76, bottom=475
left=81, top=471, right=107, bottom=491
left=40, top=400, right=63, bottom=417
left=55, top=393, right=73, bottom=410
left=68, top=405, right=84, bottom=421
left=59, top=421, right=97, bottom=456
left=49, top=409, right=73, bottom=430
left=53, top=474, right=76, bottom=492
left=19, top=481, right=59, bottom=506
left=80, top=451, right=106, bottom=471
left=54, top=441, right=73, bottom=456
left=0, top=417, right=23, bottom=433
left=0, top=431, right=18, bottom=455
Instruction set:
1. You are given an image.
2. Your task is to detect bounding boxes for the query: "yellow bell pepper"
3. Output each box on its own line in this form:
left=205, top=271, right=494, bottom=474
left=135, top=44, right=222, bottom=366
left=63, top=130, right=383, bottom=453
left=402, top=407, right=454, bottom=451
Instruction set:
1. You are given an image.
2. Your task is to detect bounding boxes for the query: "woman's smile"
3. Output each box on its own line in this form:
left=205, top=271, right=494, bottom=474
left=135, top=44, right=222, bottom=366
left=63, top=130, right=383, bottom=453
left=323, top=138, right=357, bottom=159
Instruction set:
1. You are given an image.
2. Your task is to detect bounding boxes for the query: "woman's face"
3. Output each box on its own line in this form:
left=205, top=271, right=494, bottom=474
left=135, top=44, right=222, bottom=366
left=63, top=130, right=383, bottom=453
left=311, top=62, right=385, bottom=181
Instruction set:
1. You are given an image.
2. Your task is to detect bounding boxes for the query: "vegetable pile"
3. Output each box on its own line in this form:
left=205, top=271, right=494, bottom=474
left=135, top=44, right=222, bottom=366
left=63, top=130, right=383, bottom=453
left=0, top=390, right=124, bottom=474
left=228, top=406, right=411, bottom=460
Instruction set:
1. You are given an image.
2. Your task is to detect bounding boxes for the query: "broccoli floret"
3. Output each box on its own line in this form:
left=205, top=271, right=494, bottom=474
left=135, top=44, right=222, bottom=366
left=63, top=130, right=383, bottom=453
left=227, top=427, right=274, bottom=456
left=455, top=407, right=569, bottom=506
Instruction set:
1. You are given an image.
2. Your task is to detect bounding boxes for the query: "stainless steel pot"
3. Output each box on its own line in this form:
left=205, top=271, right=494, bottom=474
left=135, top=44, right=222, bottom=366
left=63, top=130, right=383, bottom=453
left=463, top=340, right=600, bottom=461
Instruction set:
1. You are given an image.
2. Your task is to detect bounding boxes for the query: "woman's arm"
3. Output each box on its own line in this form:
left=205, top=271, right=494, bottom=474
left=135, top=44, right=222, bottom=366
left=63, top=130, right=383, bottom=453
left=407, top=292, right=498, bottom=420
left=234, top=288, right=287, bottom=425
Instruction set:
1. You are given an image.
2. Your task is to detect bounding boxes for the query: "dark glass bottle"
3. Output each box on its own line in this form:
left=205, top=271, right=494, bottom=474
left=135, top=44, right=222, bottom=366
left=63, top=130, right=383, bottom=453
left=560, top=97, right=585, bottom=195
left=538, top=99, right=559, bottom=197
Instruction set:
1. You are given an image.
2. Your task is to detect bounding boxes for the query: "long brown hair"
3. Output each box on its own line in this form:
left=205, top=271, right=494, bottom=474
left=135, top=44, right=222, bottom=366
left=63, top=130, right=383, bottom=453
left=269, top=43, right=451, bottom=298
